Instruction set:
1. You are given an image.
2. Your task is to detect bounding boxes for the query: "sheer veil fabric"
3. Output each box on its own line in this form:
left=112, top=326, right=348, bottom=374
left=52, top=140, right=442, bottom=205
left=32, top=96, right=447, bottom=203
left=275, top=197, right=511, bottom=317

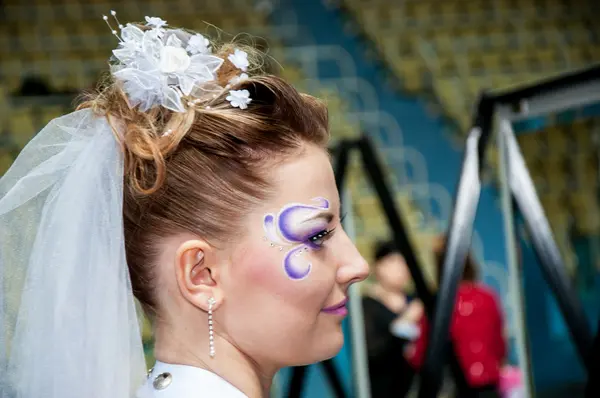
left=0, top=109, right=146, bottom=397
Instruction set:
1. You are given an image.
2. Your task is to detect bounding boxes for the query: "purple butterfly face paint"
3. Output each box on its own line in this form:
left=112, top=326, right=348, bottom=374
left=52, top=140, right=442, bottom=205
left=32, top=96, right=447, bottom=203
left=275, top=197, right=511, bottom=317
left=263, top=197, right=331, bottom=280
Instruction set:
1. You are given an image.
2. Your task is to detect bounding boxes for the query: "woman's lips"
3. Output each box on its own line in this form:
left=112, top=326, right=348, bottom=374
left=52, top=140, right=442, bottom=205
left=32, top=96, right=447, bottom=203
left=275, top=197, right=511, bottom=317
left=321, top=297, right=349, bottom=316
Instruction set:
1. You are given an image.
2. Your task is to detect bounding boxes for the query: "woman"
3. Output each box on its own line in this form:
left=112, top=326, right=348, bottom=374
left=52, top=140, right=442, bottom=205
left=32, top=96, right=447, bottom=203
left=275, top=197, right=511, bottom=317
left=405, top=236, right=506, bottom=398
left=0, top=16, right=369, bottom=398
left=363, top=241, right=424, bottom=397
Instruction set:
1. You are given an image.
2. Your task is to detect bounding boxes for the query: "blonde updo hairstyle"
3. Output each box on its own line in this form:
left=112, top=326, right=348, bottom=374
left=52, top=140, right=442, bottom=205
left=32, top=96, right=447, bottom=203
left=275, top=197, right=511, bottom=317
left=78, top=35, right=330, bottom=317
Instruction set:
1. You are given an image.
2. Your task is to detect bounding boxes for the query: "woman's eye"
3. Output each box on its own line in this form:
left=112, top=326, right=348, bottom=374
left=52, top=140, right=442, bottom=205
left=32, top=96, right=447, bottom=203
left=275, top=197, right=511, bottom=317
left=308, top=228, right=335, bottom=248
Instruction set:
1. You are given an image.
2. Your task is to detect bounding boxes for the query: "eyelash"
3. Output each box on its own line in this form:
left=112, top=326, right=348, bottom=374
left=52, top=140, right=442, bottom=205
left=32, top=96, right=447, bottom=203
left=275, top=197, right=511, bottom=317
left=308, top=228, right=336, bottom=248
left=306, top=213, right=345, bottom=248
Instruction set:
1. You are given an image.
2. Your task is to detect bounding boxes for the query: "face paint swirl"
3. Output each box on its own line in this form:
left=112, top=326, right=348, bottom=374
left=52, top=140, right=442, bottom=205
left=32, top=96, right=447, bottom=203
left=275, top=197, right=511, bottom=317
left=263, top=197, right=331, bottom=280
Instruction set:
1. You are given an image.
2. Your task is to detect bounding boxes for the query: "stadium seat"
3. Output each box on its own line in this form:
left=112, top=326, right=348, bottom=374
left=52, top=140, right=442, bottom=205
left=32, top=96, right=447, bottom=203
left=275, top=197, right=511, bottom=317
left=545, top=126, right=569, bottom=156
left=0, top=151, right=14, bottom=176
left=7, top=109, right=37, bottom=148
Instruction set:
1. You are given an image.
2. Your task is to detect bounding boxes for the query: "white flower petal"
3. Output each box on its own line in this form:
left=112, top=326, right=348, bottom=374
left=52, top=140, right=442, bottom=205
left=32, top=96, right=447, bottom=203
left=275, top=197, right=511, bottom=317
left=178, top=76, right=196, bottom=96
left=186, top=34, right=211, bottom=55
left=226, top=89, right=252, bottom=109
left=121, top=24, right=145, bottom=43
left=163, top=86, right=185, bottom=112
left=113, top=68, right=162, bottom=111
left=159, top=46, right=191, bottom=74
left=228, top=49, right=249, bottom=72
left=229, top=73, right=249, bottom=85
left=145, top=16, right=167, bottom=28
left=112, top=48, right=135, bottom=64
left=165, top=34, right=183, bottom=49
left=142, top=30, right=163, bottom=62
left=187, top=54, right=224, bottom=80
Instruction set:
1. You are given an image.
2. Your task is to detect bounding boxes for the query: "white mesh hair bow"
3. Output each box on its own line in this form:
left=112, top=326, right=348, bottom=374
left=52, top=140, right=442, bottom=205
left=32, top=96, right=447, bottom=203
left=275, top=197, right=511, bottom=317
left=105, top=12, right=252, bottom=112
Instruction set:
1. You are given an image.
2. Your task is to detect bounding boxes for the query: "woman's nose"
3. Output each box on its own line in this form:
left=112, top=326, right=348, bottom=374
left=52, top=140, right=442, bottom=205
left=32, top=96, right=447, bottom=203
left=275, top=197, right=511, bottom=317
left=336, top=233, right=370, bottom=287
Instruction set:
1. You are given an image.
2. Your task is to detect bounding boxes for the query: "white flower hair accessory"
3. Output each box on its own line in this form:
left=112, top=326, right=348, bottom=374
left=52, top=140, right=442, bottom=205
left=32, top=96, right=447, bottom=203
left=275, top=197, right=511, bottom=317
left=186, top=34, right=211, bottom=55
left=145, top=16, right=167, bottom=29
left=228, top=49, right=249, bottom=72
left=103, top=12, right=253, bottom=113
left=226, top=90, right=252, bottom=109
left=229, top=73, right=249, bottom=85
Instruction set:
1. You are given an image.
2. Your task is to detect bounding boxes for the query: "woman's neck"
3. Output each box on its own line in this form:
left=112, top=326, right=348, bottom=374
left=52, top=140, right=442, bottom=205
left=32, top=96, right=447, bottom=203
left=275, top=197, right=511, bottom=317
left=153, top=315, right=275, bottom=397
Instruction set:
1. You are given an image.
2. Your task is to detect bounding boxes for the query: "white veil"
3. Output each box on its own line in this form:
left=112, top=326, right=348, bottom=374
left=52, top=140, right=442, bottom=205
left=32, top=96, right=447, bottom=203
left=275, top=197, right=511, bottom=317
left=0, top=109, right=146, bottom=397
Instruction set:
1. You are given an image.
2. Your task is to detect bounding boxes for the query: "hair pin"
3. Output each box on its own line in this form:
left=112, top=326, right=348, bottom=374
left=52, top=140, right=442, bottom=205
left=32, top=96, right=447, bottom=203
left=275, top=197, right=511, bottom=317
left=102, top=11, right=123, bottom=41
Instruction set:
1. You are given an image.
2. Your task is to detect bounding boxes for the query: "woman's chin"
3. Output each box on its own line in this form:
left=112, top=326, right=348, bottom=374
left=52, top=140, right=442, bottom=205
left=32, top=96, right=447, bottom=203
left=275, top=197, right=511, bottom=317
left=303, top=329, right=345, bottom=365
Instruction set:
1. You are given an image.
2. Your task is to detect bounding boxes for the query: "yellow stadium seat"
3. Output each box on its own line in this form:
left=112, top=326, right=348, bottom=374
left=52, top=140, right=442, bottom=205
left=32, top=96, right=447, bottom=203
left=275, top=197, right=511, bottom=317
left=589, top=45, right=600, bottom=62
left=393, top=58, right=424, bottom=93
left=545, top=126, right=568, bottom=156
left=569, top=191, right=600, bottom=234
left=436, top=57, right=459, bottom=77
left=571, top=152, right=597, bottom=186
left=491, top=74, right=518, bottom=91
left=8, top=109, right=37, bottom=149
left=466, top=77, right=486, bottom=99
left=410, top=2, right=433, bottom=21
left=545, top=167, right=569, bottom=194
left=517, top=133, right=542, bottom=159
left=0, top=152, right=14, bottom=176
left=540, top=193, right=569, bottom=230
left=432, top=32, right=454, bottom=54
left=571, top=120, right=593, bottom=149
left=529, top=169, right=547, bottom=193
left=508, top=49, right=531, bottom=71
left=378, top=37, right=402, bottom=58
left=40, top=106, right=68, bottom=125
left=536, top=49, right=560, bottom=70
left=63, top=2, right=84, bottom=20
left=481, top=53, right=504, bottom=72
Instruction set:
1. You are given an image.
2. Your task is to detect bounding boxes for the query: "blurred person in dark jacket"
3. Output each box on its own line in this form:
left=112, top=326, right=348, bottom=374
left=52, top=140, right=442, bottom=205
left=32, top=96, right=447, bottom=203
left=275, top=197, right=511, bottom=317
left=363, top=240, right=424, bottom=397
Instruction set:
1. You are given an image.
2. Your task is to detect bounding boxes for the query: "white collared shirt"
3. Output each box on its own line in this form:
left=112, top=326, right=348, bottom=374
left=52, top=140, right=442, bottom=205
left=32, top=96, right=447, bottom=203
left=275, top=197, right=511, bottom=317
left=137, top=361, right=248, bottom=398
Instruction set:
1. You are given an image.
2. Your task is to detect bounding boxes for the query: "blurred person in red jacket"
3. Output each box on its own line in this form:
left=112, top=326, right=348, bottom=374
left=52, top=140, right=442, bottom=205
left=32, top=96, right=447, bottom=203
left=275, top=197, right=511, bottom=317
left=405, top=236, right=506, bottom=398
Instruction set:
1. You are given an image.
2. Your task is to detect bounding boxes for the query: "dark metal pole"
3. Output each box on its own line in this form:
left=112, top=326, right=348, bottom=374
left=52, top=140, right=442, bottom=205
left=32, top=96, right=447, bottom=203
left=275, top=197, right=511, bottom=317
left=585, top=314, right=600, bottom=397
left=357, top=134, right=434, bottom=308
left=286, top=366, right=307, bottom=398
left=321, top=359, right=347, bottom=398
left=334, top=139, right=352, bottom=193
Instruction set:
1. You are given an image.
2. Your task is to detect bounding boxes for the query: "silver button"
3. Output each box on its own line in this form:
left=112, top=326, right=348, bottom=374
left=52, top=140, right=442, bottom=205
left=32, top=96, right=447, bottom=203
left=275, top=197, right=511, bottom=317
left=153, top=372, right=173, bottom=390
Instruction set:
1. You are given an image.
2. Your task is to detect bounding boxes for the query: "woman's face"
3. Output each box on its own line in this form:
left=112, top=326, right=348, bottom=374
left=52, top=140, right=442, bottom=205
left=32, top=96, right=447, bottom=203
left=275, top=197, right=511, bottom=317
left=219, top=144, right=369, bottom=368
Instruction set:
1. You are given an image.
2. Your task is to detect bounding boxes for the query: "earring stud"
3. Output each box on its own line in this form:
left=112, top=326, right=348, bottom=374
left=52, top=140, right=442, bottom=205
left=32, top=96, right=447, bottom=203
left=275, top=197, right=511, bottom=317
left=208, top=297, right=216, bottom=358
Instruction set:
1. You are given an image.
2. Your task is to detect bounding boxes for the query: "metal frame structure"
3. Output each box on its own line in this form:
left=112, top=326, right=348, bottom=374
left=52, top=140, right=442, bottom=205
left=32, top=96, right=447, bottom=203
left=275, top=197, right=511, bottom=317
left=418, top=64, right=600, bottom=398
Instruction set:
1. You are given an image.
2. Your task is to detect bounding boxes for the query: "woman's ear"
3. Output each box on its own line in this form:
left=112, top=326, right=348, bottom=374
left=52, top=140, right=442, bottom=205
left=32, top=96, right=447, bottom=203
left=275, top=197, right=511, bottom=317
left=174, top=240, right=223, bottom=311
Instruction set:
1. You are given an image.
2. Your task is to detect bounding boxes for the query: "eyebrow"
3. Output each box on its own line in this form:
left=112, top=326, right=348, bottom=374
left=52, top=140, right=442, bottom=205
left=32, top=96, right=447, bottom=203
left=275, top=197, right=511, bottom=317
left=301, top=211, right=335, bottom=224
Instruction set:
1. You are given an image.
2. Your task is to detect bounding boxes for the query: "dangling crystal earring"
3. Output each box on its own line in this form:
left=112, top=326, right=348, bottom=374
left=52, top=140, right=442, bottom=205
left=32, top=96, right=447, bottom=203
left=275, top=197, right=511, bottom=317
left=208, top=297, right=216, bottom=358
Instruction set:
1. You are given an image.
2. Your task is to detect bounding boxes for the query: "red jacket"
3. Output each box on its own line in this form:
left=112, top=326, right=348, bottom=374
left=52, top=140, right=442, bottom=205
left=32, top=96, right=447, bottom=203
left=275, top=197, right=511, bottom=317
left=406, top=282, right=506, bottom=387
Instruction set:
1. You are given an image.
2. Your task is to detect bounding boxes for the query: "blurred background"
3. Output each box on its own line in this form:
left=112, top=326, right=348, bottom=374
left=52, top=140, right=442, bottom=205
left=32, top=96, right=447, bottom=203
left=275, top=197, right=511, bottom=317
left=1, top=0, right=599, bottom=397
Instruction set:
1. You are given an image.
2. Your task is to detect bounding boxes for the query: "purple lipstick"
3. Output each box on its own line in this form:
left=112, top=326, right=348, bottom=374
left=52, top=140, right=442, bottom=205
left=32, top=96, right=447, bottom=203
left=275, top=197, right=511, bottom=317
left=321, top=297, right=349, bottom=316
